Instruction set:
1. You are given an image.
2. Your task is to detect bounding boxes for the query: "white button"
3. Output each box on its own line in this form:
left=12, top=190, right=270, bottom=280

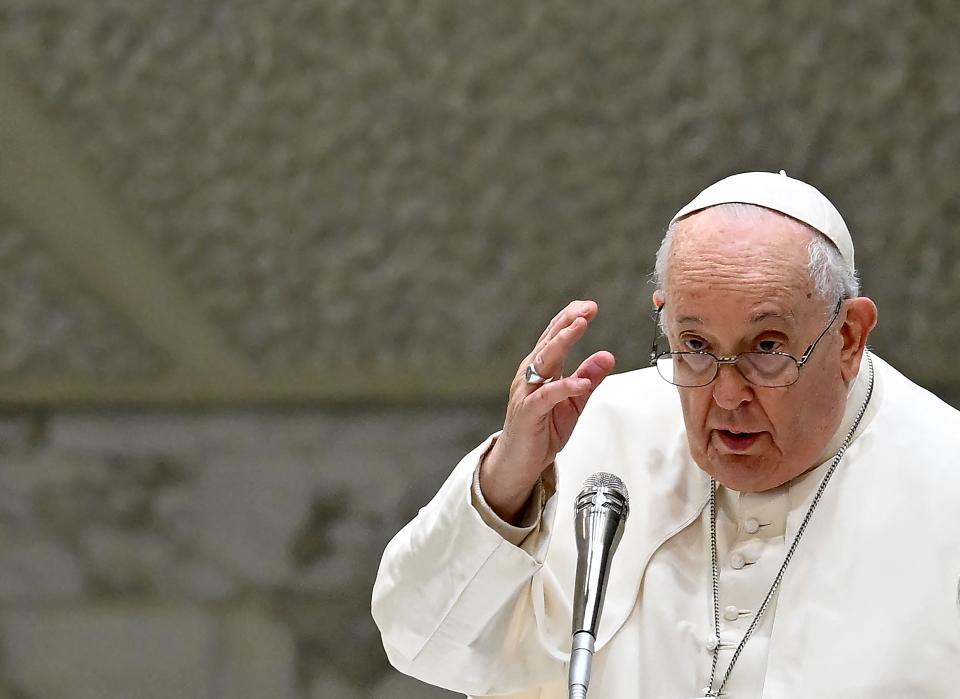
left=704, top=635, right=719, bottom=651
left=744, top=517, right=760, bottom=534
left=730, top=553, right=746, bottom=569
left=724, top=605, right=740, bottom=621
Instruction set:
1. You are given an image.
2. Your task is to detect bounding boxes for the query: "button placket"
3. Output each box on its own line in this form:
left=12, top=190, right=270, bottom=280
left=704, top=633, right=737, bottom=653
left=722, top=605, right=754, bottom=621
left=708, top=487, right=791, bottom=697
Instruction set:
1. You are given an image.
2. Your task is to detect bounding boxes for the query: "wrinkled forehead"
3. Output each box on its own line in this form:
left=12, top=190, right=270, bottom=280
left=670, top=204, right=818, bottom=272
left=664, top=206, right=821, bottom=320
left=671, top=171, right=855, bottom=272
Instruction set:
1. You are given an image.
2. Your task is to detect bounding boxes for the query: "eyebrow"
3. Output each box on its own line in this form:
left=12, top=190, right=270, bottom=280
left=674, top=315, right=703, bottom=325
left=750, top=310, right=795, bottom=323
left=671, top=310, right=795, bottom=325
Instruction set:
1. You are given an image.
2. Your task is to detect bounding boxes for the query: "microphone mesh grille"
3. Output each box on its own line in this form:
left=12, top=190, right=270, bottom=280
left=582, top=472, right=629, bottom=500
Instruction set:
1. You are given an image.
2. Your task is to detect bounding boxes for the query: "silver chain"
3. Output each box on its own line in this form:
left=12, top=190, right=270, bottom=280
left=703, top=353, right=875, bottom=698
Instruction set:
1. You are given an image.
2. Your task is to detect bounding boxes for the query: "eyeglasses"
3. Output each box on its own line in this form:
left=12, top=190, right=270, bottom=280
left=649, top=298, right=843, bottom=388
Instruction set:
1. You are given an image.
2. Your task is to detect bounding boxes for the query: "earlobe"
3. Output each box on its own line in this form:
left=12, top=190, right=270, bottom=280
left=840, top=297, right=878, bottom=381
left=652, top=290, right=664, bottom=310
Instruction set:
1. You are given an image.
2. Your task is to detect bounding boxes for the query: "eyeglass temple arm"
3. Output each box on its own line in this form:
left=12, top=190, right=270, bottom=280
left=649, top=304, right=665, bottom=364
left=797, top=298, right=844, bottom=366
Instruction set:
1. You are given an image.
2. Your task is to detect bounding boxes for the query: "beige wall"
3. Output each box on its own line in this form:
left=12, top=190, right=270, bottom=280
left=0, top=408, right=494, bottom=698
left=0, top=2, right=958, bottom=698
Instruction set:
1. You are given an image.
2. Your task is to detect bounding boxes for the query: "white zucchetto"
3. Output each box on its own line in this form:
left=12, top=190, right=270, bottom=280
left=671, top=171, right=855, bottom=271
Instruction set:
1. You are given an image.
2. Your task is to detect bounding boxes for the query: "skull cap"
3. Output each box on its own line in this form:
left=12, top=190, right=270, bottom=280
left=671, top=171, right=854, bottom=271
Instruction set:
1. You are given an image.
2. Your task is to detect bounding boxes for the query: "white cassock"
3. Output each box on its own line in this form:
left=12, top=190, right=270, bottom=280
left=372, top=352, right=960, bottom=698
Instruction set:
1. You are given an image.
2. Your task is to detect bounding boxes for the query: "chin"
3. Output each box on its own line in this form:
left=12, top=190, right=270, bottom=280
left=703, top=452, right=787, bottom=493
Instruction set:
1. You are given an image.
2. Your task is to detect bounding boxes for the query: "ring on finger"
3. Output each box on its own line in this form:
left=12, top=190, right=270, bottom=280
left=525, top=362, right=554, bottom=386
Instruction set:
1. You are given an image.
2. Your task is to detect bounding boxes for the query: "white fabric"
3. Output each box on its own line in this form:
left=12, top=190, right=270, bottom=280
left=465, top=360, right=873, bottom=697
left=471, top=460, right=548, bottom=546
left=671, top=171, right=855, bottom=271
left=372, top=353, right=960, bottom=697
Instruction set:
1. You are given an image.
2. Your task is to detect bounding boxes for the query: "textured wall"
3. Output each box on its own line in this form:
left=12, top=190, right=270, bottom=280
left=0, top=210, right=163, bottom=379
left=0, top=409, right=496, bottom=698
left=0, top=0, right=959, bottom=394
left=1, top=1, right=959, bottom=698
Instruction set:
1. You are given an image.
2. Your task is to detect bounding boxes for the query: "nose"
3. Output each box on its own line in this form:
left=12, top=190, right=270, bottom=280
left=712, top=363, right=754, bottom=410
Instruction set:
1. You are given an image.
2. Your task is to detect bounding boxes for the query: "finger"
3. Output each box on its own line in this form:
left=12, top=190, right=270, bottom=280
left=533, top=300, right=598, bottom=353
left=524, top=302, right=598, bottom=382
left=514, top=300, right=598, bottom=389
left=519, top=374, right=593, bottom=418
left=567, top=351, right=616, bottom=413
left=534, top=300, right=585, bottom=346
left=572, top=351, right=616, bottom=383
left=529, top=315, right=590, bottom=383
left=541, top=300, right=599, bottom=342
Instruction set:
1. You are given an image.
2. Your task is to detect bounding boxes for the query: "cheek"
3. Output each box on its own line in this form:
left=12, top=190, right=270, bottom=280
left=761, top=380, right=834, bottom=449
left=678, top=389, right=711, bottom=441
left=761, top=397, right=800, bottom=445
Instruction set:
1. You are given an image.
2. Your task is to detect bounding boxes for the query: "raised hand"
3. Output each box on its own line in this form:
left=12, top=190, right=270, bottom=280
left=479, top=300, right=616, bottom=523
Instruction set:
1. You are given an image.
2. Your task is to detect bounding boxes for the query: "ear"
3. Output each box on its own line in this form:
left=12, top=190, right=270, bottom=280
left=838, top=297, right=878, bottom=382
left=652, top=289, right=665, bottom=310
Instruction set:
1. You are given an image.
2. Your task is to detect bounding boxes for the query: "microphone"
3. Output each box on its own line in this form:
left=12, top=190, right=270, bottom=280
left=568, top=472, right=630, bottom=699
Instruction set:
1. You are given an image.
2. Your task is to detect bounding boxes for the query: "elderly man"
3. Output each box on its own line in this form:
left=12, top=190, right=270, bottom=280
left=372, top=172, right=960, bottom=698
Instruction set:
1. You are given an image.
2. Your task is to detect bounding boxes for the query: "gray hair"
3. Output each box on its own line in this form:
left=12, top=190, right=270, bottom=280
left=653, top=203, right=859, bottom=309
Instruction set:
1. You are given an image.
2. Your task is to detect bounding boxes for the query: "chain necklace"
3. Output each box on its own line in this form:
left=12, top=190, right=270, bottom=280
left=702, top=353, right=875, bottom=698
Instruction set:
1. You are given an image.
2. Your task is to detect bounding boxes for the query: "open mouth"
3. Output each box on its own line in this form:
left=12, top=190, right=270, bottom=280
left=716, top=429, right=762, bottom=452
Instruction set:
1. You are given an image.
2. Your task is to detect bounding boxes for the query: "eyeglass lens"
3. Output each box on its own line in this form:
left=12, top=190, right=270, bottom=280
left=656, top=352, right=800, bottom=387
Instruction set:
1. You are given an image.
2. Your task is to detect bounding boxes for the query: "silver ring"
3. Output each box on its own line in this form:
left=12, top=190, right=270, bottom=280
left=525, top=362, right=553, bottom=385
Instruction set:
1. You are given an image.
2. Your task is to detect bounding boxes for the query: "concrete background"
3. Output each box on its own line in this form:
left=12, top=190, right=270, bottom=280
left=0, top=1, right=957, bottom=697
left=0, top=409, right=494, bottom=698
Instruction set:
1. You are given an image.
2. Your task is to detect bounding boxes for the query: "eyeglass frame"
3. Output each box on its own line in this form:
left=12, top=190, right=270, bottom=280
left=648, top=297, right=845, bottom=388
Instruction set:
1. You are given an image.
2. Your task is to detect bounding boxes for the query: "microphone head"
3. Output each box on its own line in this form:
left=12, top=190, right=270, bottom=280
left=581, top=472, right=629, bottom=503
left=577, top=472, right=629, bottom=519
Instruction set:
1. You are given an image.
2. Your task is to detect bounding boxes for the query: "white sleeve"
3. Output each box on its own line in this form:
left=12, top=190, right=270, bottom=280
left=470, top=441, right=552, bottom=547
left=371, top=434, right=564, bottom=696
